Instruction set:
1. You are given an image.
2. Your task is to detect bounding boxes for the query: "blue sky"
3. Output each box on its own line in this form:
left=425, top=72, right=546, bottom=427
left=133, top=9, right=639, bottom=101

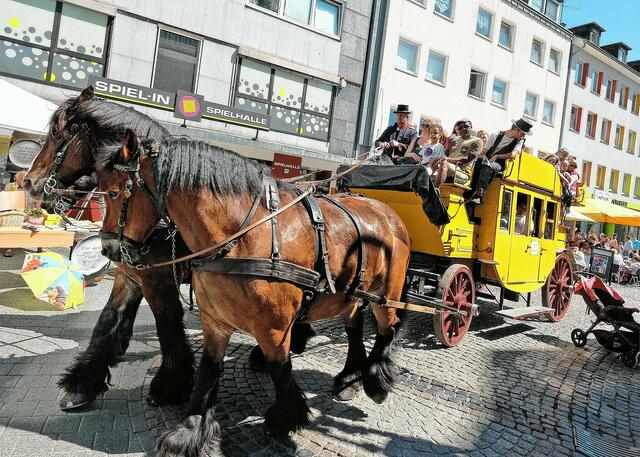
left=562, top=0, right=640, bottom=61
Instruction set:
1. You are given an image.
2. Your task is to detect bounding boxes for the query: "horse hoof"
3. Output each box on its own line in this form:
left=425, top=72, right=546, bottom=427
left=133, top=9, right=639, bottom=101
left=59, top=391, right=97, bottom=411
left=333, top=384, right=359, bottom=402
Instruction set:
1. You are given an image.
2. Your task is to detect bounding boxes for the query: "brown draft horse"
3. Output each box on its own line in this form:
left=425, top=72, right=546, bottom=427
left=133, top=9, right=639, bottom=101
left=95, top=130, right=411, bottom=456
left=23, top=88, right=194, bottom=409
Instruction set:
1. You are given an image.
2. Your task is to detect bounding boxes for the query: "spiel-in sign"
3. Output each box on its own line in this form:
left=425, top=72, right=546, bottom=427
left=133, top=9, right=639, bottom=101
left=89, top=76, right=270, bottom=131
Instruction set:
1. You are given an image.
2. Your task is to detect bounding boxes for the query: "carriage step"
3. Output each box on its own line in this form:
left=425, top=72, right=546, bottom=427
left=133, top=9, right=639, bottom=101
left=495, top=306, right=553, bottom=320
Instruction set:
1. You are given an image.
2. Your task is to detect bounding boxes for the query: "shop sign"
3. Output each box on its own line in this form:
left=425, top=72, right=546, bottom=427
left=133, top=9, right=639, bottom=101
left=594, top=190, right=612, bottom=202
left=271, top=153, right=302, bottom=178
left=90, top=76, right=270, bottom=131
left=612, top=199, right=628, bottom=208
left=8, top=140, right=41, bottom=169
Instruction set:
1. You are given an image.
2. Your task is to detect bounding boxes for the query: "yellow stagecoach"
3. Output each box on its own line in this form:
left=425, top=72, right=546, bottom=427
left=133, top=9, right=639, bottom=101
left=338, top=153, right=579, bottom=347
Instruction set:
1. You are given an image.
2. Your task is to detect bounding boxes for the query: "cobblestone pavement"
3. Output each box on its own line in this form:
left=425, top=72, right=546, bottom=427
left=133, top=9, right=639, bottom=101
left=1, top=248, right=638, bottom=456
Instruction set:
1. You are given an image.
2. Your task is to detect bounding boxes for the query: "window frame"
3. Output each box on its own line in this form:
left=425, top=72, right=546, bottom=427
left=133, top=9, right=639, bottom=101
left=247, top=0, right=343, bottom=38
left=634, top=176, right=640, bottom=199
left=627, top=130, right=637, bottom=155
left=585, top=112, right=598, bottom=139
left=530, top=38, right=544, bottom=66
left=600, top=118, right=612, bottom=144
left=524, top=91, right=539, bottom=119
left=595, top=165, right=606, bottom=190
left=544, top=0, right=561, bottom=22
left=499, top=188, right=514, bottom=232
left=614, top=124, right=625, bottom=150
left=475, top=7, right=494, bottom=41
left=582, top=161, right=592, bottom=187
left=569, top=105, right=582, bottom=132
left=425, top=49, right=448, bottom=85
left=609, top=169, right=620, bottom=193
left=151, top=27, right=203, bottom=94
left=468, top=68, right=487, bottom=100
left=605, top=78, right=617, bottom=102
left=491, top=77, right=508, bottom=108
left=542, top=99, right=555, bottom=126
left=498, top=20, right=514, bottom=51
left=548, top=48, right=561, bottom=75
left=396, top=36, right=420, bottom=76
left=433, top=0, right=455, bottom=20
left=0, top=0, right=112, bottom=89
left=233, top=56, right=336, bottom=141
left=622, top=173, right=632, bottom=196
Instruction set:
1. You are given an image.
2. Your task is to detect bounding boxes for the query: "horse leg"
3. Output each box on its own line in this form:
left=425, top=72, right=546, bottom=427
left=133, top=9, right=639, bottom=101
left=59, top=269, right=142, bottom=410
left=156, top=316, right=228, bottom=457
left=260, top=333, right=310, bottom=438
left=141, top=276, right=194, bottom=406
left=333, top=304, right=366, bottom=401
left=248, top=321, right=315, bottom=372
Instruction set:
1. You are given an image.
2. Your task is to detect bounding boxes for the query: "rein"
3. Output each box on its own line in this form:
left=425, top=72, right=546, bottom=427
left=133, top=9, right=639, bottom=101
left=43, top=122, right=90, bottom=196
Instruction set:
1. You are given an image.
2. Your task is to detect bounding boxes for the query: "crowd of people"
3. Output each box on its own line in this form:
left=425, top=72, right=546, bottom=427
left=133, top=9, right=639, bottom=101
left=567, top=231, right=640, bottom=283
left=375, top=104, right=579, bottom=206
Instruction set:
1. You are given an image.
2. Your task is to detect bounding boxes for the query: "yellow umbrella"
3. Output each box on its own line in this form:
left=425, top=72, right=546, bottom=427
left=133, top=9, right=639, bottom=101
left=573, top=198, right=640, bottom=226
left=20, top=252, right=85, bottom=310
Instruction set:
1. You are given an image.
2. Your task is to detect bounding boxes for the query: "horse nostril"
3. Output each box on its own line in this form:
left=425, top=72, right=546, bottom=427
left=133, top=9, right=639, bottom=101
left=101, top=247, right=108, bottom=257
left=22, top=179, right=32, bottom=191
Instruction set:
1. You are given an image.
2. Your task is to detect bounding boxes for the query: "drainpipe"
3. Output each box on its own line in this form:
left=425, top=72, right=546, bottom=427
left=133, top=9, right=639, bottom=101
left=355, top=0, right=389, bottom=155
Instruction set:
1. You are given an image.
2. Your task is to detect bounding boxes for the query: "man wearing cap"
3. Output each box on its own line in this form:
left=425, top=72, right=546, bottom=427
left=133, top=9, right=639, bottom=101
left=466, top=118, right=532, bottom=204
left=375, top=104, right=417, bottom=162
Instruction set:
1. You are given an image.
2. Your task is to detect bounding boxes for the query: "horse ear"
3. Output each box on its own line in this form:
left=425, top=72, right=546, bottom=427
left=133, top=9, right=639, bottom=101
left=78, top=86, right=94, bottom=103
left=120, top=129, right=137, bottom=163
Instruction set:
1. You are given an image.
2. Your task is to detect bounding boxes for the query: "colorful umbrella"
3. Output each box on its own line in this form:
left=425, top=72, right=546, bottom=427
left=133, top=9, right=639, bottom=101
left=20, top=251, right=85, bottom=310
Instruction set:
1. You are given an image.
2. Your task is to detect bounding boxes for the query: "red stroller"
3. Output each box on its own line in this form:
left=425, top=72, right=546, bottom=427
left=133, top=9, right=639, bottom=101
left=573, top=276, right=640, bottom=368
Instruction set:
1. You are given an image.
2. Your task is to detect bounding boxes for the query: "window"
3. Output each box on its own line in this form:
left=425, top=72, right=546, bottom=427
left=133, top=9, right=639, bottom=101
left=500, top=189, right=513, bottom=231
left=589, top=29, right=601, bottom=46
left=468, top=69, right=486, bottom=99
left=575, top=62, right=589, bottom=86
left=250, top=0, right=341, bottom=36
left=0, top=0, right=109, bottom=88
left=434, top=0, right=454, bottom=19
left=628, top=131, right=637, bottom=154
left=549, top=49, right=560, bottom=74
left=530, top=0, right=544, bottom=13
left=498, top=21, right=513, bottom=49
left=586, top=112, right=597, bottom=139
left=234, top=58, right=334, bottom=141
left=476, top=8, right=493, bottom=39
left=590, top=70, right=601, bottom=94
left=542, top=99, right=555, bottom=125
left=153, top=30, right=201, bottom=93
left=544, top=201, right=557, bottom=240
left=610, top=170, right=620, bottom=193
left=595, top=165, right=606, bottom=190
left=530, top=39, right=543, bottom=65
left=574, top=62, right=582, bottom=85
left=524, top=92, right=538, bottom=118
left=601, top=119, right=612, bottom=143
left=545, top=0, right=561, bottom=21
left=606, top=79, right=617, bottom=101
left=618, top=48, right=628, bottom=63
left=635, top=177, right=640, bottom=199
left=491, top=78, right=507, bottom=106
left=569, top=106, right=582, bottom=132
left=615, top=125, right=625, bottom=149
left=426, top=51, right=447, bottom=84
left=623, top=173, right=632, bottom=196
left=582, top=161, right=592, bottom=186
left=633, top=94, right=640, bottom=115
left=397, top=38, right=419, bottom=74
left=620, top=87, right=630, bottom=109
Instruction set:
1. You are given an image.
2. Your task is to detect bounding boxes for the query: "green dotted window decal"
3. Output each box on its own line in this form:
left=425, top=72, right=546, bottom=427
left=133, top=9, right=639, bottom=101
left=234, top=57, right=335, bottom=141
left=0, top=0, right=110, bottom=89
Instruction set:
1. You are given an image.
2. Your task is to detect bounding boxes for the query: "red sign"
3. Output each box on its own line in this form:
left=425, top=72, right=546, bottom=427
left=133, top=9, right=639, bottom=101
left=271, top=153, right=302, bottom=179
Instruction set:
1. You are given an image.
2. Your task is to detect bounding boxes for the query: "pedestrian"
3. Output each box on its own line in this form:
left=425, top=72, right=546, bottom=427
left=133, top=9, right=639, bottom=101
left=375, top=104, right=417, bottom=163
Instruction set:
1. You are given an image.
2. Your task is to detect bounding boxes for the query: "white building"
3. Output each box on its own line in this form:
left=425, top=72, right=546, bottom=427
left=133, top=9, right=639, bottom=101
left=561, top=22, right=640, bottom=212
left=0, top=0, right=373, bottom=184
left=361, top=0, right=571, bottom=156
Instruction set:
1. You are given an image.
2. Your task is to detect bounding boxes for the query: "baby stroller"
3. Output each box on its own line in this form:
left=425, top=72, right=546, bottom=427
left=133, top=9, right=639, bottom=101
left=572, top=276, right=639, bottom=368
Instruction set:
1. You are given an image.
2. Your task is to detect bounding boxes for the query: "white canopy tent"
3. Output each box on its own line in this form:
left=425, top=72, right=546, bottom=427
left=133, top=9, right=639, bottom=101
left=0, top=79, right=58, bottom=136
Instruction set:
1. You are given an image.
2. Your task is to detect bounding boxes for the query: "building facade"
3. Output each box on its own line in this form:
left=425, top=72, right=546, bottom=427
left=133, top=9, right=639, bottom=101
left=361, top=0, right=571, bottom=156
left=561, top=23, right=640, bottom=211
left=0, top=0, right=373, bottom=179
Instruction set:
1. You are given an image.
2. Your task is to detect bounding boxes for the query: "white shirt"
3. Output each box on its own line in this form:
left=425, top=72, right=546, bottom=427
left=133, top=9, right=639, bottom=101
left=484, top=132, right=524, bottom=157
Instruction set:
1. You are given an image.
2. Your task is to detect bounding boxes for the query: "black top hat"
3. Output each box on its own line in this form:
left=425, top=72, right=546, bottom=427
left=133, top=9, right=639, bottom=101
left=511, top=117, right=533, bottom=135
left=394, top=104, right=412, bottom=114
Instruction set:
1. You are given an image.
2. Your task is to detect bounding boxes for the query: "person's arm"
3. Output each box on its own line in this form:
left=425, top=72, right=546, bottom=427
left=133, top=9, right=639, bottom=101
left=393, top=130, right=416, bottom=154
left=491, top=138, right=523, bottom=162
left=375, top=125, right=394, bottom=148
left=403, top=137, right=417, bottom=157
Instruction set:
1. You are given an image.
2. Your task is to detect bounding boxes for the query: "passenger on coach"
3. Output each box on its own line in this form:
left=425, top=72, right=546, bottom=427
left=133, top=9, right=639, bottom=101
left=375, top=104, right=417, bottom=163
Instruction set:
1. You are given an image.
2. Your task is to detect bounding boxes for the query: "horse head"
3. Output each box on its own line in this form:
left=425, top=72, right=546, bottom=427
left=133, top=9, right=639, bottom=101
left=97, top=129, right=163, bottom=264
left=24, top=86, right=97, bottom=199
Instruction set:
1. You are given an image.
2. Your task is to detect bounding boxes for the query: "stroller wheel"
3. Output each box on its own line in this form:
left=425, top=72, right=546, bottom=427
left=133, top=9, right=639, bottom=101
left=621, top=352, right=639, bottom=368
left=571, top=329, right=588, bottom=348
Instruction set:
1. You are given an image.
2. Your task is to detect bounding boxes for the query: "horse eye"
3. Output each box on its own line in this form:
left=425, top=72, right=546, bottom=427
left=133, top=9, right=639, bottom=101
left=108, top=191, right=119, bottom=199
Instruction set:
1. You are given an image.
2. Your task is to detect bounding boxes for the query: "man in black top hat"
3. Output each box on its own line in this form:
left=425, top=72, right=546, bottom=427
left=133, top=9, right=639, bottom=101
left=375, top=104, right=417, bottom=162
left=466, top=117, right=532, bottom=204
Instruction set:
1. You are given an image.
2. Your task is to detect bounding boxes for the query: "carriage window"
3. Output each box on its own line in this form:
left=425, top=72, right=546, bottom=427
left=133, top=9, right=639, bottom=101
left=514, top=193, right=530, bottom=235
left=0, top=1, right=111, bottom=88
left=532, top=198, right=543, bottom=238
left=499, top=189, right=513, bottom=232
left=544, top=201, right=557, bottom=239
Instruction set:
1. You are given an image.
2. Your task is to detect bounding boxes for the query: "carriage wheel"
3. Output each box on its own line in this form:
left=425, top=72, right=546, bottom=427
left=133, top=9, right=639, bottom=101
left=542, top=254, right=573, bottom=322
left=434, top=264, right=475, bottom=347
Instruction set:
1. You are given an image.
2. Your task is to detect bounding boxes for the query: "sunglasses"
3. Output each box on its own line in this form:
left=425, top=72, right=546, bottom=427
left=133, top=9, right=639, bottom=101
left=457, top=124, right=472, bottom=130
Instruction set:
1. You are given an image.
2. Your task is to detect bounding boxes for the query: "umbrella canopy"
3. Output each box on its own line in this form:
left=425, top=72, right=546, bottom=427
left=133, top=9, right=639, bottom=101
left=565, top=209, right=595, bottom=223
left=20, top=252, right=85, bottom=310
left=0, top=78, right=58, bottom=135
left=573, top=198, right=640, bottom=226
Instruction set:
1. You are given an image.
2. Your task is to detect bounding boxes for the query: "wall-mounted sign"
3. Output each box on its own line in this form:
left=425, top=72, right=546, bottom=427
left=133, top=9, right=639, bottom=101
left=174, top=90, right=204, bottom=122
left=8, top=140, right=42, bottom=169
left=89, top=76, right=270, bottom=131
left=271, top=153, right=302, bottom=178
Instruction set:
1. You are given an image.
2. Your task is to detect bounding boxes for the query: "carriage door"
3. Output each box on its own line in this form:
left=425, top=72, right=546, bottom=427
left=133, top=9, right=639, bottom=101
left=531, top=197, right=545, bottom=280
left=507, top=193, right=537, bottom=283
left=538, top=200, right=558, bottom=282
